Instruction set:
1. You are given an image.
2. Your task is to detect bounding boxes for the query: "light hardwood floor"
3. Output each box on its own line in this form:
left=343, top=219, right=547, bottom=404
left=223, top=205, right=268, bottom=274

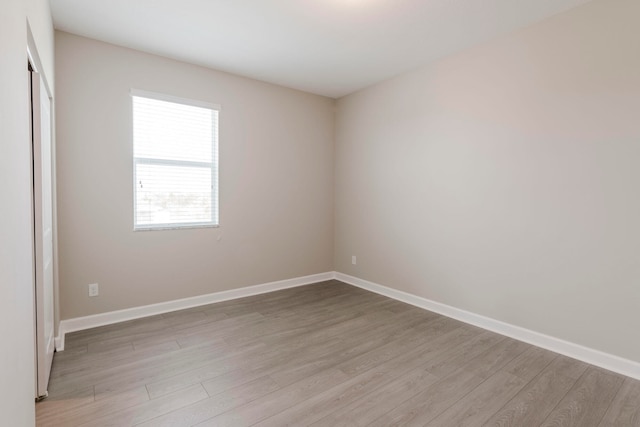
left=37, top=280, right=640, bottom=426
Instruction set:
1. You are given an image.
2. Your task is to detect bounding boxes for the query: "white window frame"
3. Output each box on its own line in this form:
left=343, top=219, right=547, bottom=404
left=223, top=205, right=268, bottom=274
left=131, top=89, right=220, bottom=231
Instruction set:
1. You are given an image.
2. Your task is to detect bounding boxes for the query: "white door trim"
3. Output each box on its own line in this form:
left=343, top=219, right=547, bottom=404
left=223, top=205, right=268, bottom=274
left=30, top=68, right=55, bottom=399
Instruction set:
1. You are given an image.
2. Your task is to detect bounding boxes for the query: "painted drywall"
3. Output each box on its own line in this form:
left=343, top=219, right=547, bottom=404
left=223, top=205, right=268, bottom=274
left=335, top=0, right=640, bottom=363
left=55, top=32, right=334, bottom=320
left=0, top=0, right=54, bottom=423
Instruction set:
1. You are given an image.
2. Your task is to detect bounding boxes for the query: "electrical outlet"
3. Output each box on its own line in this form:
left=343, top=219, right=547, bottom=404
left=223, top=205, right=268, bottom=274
left=88, top=283, right=99, bottom=297
left=352, top=255, right=357, bottom=265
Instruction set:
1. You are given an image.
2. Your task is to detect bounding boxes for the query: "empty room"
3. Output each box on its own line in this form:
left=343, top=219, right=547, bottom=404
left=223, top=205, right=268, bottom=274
left=2, top=0, right=640, bottom=425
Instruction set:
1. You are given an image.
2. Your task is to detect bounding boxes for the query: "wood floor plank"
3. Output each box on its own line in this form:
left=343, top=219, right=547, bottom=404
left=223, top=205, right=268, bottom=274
left=174, top=313, right=267, bottom=348
left=62, top=315, right=172, bottom=349
left=424, top=371, right=527, bottom=427
left=368, top=367, right=486, bottom=427
left=253, top=358, right=424, bottom=427
left=337, top=318, right=465, bottom=377
left=482, top=358, right=577, bottom=427
left=161, top=311, right=229, bottom=333
left=92, top=341, right=266, bottom=400
left=145, top=321, right=355, bottom=400
left=462, top=338, right=531, bottom=380
left=138, top=376, right=281, bottom=427
left=50, top=312, right=264, bottom=383
left=503, top=346, right=558, bottom=381
left=259, top=308, right=397, bottom=348
left=195, top=369, right=350, bottom=427
left=370, top=337, right=547, bottom=427
left=540, top=367, right=625, bottom=427
left=255, top=320, right=479, bottom=427
left=132, top=339, right=180, bottom=353
left=144, top=351, right=252, bottom=399
left=197, top=337, right=347, bottom=397
left=35, top=386, right=95, bottom=423
left=196, top=318, right=415, bottom=399
left=49, top=341, right=236, bottom=396
left=37, top=281, right=640, bottom=427
left=243, top=308, right=444, bottom=391
left=81, top=384, right=208, bottom=427
left=545, top=354, right=590, bottom=380
left=420, top=330, right=505, bottom=378
left=268, top=319, right=451, bottom=388
left=40, top=386, right=149, bottom=426
left=598, top=377, right=640, bottom=427
left=310, top=365, right=439, bottom=426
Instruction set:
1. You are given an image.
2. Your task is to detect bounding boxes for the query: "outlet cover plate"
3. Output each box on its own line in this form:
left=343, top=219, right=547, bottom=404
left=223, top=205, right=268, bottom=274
left=88, top=283, right=99, bottom=297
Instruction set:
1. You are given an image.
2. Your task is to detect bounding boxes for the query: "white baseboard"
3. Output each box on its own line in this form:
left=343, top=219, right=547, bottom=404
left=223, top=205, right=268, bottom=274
left=54, top=270, right=640, bottom=381
left=55, top=271, right=334, bottom=351
left=335, top=272, right=640, bottom=381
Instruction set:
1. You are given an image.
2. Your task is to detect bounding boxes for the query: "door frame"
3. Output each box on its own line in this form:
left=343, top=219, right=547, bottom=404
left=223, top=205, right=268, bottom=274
left=27, top=27, right=58, bottom=400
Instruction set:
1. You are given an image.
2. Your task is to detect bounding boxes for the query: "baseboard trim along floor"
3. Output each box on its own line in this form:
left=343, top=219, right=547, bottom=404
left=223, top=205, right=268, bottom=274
left=334, top=272, right=640, bottom=381
left=55, top=271, right=334, bottom=351
left=56, top=270, right=639, bottom=381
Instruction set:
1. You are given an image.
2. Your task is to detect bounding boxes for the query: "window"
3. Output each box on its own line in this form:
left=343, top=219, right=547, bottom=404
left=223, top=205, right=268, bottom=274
left=132, top=90, right=219, bottom=230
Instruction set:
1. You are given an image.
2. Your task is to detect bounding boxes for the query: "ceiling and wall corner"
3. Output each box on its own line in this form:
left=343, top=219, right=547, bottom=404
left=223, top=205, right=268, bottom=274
left=49, top=0, right=594, bottom=98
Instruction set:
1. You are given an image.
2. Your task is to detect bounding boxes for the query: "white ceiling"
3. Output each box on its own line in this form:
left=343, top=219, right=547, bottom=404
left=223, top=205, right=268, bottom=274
left=50, top=0, right=593, bottom=98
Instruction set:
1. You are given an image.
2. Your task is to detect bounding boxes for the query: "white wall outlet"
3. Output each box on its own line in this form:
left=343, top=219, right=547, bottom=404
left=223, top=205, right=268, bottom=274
left=352, top=255, right=357, bottom=265
left=88, top=283, right=99, bottom=297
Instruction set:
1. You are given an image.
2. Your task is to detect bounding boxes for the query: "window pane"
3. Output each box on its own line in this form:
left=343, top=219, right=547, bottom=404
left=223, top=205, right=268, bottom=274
left=135, top=163, right=212, bottom=226
left=133, top=96, right=215, bottom=163
left=132, top=91, right=218, bottom=230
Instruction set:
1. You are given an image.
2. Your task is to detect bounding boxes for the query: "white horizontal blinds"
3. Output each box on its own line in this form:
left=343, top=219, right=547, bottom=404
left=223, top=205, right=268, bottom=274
left=133, top=92, right=219, bottom=229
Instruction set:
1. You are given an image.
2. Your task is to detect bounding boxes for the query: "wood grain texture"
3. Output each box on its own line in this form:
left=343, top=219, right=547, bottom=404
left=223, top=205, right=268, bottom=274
left=137, top=376, right=281, bottom=427
left=424, top=371, right=527, bottom=427
left=310, top=365, right=439, bottom=426
left=540, top=367, right=625, bottom=427
left=483, top=358, right=577, bottom=427
left=599, top=378, right=640, bottom=427
left=36, top=280, right=640, bottom=426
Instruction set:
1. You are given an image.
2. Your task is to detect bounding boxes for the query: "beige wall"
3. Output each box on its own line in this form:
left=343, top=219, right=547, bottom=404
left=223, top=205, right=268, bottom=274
left=0, top=0, right=54, bottom=423
left=335, top=0, right=640, bottom=363
left=55, top=32, right=334, bottom=320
